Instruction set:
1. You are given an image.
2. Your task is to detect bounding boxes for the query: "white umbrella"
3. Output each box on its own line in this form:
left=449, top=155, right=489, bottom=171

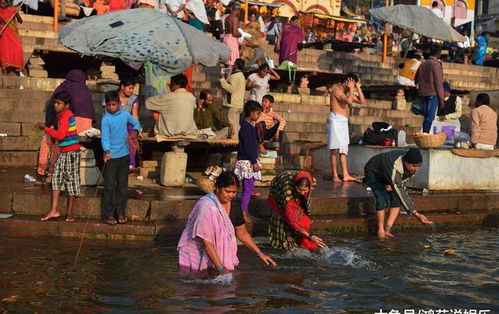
left=369, top=5, right=466, bottom=42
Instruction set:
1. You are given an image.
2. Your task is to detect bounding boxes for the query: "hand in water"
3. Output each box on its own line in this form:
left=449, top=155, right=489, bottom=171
left=312, top=235, right=328, bottom=249
left=259, top=253, right=277, bottom=267
left=418, top=213, right=433, bottom=225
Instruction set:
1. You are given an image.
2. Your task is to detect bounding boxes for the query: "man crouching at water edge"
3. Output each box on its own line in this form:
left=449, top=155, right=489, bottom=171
left=328, top=73, right=366, bottom=183
left=364, top=148, right=433, bottom=239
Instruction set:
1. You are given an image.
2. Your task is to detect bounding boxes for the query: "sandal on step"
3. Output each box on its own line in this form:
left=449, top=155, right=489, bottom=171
left=117, top=216, right=128, bottom=224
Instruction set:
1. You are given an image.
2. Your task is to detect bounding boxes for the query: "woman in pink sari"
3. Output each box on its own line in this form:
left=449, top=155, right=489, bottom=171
left=277, top=16, right=303, bottom=65
left=178, top=171, right=276, bottom=274
left=0, top=0, right=24, bottom=73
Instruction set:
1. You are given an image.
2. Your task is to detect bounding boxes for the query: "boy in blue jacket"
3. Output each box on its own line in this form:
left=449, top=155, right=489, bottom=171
left=101, top=90, right=141, bottom=225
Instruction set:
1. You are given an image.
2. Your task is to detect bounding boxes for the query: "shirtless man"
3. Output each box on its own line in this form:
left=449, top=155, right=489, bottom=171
left=327, top=73, right=366, bottom=183
left=223, top=5, right=241, bottom=69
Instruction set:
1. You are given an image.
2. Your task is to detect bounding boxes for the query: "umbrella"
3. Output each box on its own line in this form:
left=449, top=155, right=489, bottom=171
left=13, top=0, right=38, bottom=10
left=369, top=5, right=466, bottom=42
left=59, top=9, right=230, bottom=75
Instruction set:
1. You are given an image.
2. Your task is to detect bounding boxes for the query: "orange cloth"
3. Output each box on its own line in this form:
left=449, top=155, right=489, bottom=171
left=183, top=64, right=194, bottom=93
left=93, top=0, right=109, bottom=15
left=75, top=117, right=93, bottom=133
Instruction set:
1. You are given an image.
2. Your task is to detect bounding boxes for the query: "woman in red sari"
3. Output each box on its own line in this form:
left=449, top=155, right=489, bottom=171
left=267, top=170, right=327, bottom=251
left=0, top=0, right=23, bottom=73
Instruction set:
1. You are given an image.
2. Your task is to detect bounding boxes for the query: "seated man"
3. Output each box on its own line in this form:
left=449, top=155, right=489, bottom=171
left=256, top=94, right=286, bottom=153
left=437, top=82, right=462, bottom=122
left=431, top=81, right=463, bottom=140
left=471, top=93, right=497, bottom=150
left=396, top=53, right=421, bottom=86
left=145, top=74, right=198, bottom=138
left=194, top=89, right=232, bottom=139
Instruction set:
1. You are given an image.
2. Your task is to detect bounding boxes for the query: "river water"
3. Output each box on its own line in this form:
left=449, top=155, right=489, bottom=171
left=1, top=230, right=497, bottom=313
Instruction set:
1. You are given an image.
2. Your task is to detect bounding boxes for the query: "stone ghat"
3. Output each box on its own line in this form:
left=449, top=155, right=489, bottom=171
left=0, top=187, right=497, bottom=240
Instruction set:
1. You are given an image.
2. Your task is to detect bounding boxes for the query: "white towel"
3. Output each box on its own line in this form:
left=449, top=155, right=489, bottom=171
left=326, top=112, right=349, bottom=155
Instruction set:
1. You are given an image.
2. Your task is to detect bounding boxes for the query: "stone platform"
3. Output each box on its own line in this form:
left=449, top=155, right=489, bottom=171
left=312, top=145, right=499, bottom=191
left=0, top=168, right=497, bottom=241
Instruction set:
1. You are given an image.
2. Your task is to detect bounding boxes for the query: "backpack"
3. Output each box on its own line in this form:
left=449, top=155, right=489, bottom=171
left=363, top=122, right=398, bottom=145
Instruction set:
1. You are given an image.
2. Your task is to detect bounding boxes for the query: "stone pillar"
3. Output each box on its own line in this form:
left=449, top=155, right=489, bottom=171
left=100, top=64, right=119, bottom=81
left=160, top=145, right=188, bottom=187
left=29, top=56, right=48, bottom=78
left=80, top=148, right=101, bottom=186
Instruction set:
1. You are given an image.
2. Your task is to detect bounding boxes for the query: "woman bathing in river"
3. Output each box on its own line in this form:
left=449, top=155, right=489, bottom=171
left=177, top=171, right=276, bottom=274
left=268, top=170, right=327, bottom=251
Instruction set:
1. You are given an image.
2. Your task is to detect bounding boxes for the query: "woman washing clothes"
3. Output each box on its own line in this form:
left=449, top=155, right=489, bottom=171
left=178, top=171, right=276, bottom=274
left=268, top=170, right=327, bottom=251
left=0, top=0, right=24, bottom=74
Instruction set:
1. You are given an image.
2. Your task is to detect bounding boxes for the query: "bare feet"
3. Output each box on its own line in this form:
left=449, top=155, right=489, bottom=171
left=117, top=216, right=128, bottom=224
left=377, top=231, right=386, bottom=239
left=65, top=216, right=75, bottom=223
left=384, top=231, right=395, bottom=238
left=332, top=176, right=342, bottom=183
left=342, top=175, right=357, bottom=182
left=41, top=212, right=60, bottom=221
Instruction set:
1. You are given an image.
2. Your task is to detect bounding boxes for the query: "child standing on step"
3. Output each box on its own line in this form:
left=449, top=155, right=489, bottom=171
left=101, top=91, right=141, bottom=225
left=36, top=91, right=81, bottom=222
left=234, top=101, right=262, bottom=233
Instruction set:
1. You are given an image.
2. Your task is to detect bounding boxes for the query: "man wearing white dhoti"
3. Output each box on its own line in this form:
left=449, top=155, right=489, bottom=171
left=327, top=73, right=366, bottom=183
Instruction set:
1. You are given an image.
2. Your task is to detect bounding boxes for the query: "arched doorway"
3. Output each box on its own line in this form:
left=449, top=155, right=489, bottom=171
left=453, top=0, right=468, bottom=20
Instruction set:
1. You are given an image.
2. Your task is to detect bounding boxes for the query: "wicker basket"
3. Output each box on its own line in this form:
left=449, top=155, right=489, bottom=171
left=413, top=132, right=446, bottom=149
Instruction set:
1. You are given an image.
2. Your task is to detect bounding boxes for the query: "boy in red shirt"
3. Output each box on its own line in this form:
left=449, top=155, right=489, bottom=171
left=36, top=91, right=81, bottom=222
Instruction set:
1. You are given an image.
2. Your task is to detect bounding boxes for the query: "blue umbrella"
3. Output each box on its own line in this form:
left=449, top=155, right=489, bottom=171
left=59, top=9, right=230, bottom=75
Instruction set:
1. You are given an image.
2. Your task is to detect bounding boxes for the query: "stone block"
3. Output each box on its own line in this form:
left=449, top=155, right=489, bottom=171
left=160, top=151, right=187, bottom=187
left=150, top=199, right=197, bottom=221
left=141, top=160, right=159, bottom=168
left=0, top=123, right=21, bottom=136
left=29, top=57, right=45, bottom=65
left=0, top=151, right=38, bottom=166
left=0, top=137, right=40, bottom=151
left=12, top=192, right=51, bottom=215
left=80, top=158, right=96, bottom=167
left=80, top=148, right=95, bottom=159
left=139, top=167, right=159, bottom=179
left=30, top=70, right=48, bottom=78
left=0, top=191, right=13, bottom=213
left=80, top=167, right=101, bottom=186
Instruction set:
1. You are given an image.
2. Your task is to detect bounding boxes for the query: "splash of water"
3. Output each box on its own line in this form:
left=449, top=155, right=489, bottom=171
left=278, top=247, right=375, bottom=269
left=182, top=273, right=233, bottom=286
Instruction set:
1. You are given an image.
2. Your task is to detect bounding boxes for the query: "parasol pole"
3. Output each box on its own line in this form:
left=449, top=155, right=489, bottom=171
left=53, top=0, right=59, bottom=32
left=381, top=0, right=388, bottom=62
left=244, top=0, right=248, bottom=23
left=0, top=1, right=24, bottom=36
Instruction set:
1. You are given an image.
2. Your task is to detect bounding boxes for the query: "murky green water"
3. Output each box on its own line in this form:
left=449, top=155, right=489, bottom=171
left=0, top=230, right=497, bottom=313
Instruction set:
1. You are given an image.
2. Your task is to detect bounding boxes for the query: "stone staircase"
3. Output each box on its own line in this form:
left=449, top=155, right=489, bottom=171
left=0, top=14, right=481, bottom=171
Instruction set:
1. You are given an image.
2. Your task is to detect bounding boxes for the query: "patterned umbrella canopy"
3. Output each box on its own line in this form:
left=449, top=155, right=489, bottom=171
left=369, top=5, right=466, bottom=42
left=59, top=9, right=230, bottom=75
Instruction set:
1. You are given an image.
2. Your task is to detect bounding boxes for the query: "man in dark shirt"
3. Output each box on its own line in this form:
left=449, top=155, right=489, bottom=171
left=364, top=148, right=433, bottom=239
left=194, top=89, right=232, bottom=139
left=415, top=46, right=444, bottom=133
left=205, top=0, right=222, bottom=40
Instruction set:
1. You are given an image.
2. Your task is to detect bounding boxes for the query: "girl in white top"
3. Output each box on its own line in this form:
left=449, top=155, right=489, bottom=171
left=246, top=63, right=280, bottom=104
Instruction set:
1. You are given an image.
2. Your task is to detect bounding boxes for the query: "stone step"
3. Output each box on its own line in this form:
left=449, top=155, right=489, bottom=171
left=0, top=123, right=22, bottom=136
left=285, top=131, right=326, bottom=143
left=285, top=121, right=325, bottom=133
left=351, top=107, right=419, bottom=119
left=0, top=89, right=52, bottom=99
left=19, top=29, right=58, bottom=40
left=0, top=111, right=45, bottom=123
left=0, top=136, right=40, bottom=151
left=272, top=103, right=329, bottom=115
left=19, top=13, right=55, bottom=24
left=20, top=21, right=54, bottom=32
left=0, top=151, right=38, bottom=166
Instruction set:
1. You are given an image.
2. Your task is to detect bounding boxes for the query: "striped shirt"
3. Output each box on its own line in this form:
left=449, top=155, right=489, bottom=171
left=256, top=108, right=286, bottom=131
left=44, top=108, right=80, bottom=153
